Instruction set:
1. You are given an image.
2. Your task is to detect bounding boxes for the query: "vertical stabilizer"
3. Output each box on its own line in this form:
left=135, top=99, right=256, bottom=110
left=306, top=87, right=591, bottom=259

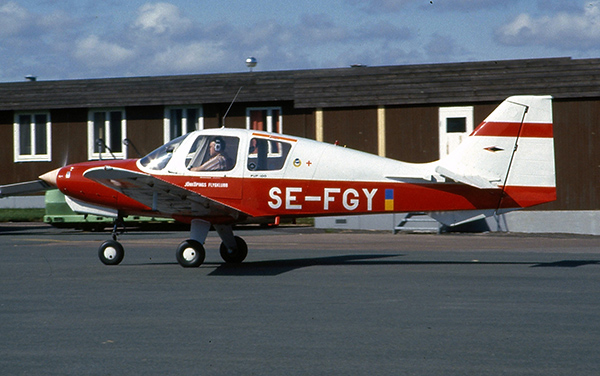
left=435, top=95, right=555, bottom=209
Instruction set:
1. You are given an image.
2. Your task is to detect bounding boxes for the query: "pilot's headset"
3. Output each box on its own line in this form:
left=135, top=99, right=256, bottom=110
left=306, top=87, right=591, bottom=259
left=212, top=137, right=225, bottom=152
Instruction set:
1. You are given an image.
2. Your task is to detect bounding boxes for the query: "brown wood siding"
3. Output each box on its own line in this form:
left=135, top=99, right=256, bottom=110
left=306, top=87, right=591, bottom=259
left=544, top=99, right=600, bottom=210
left=126, top=106, right=164, bottom=157
left=323, top=107, right=377, bottom=154
left=473, top=103, right=497, bottom=127
left=202, top=104, right=222, bottom=129
left=0, top=111, right=15, bottom=184
left=51, top=108, right=88, bottom=166
left=204, top=103, right=246, bottom=129
left=385, top=105, right=438, bottom=163
left=283, top=108, right=315, bottom=139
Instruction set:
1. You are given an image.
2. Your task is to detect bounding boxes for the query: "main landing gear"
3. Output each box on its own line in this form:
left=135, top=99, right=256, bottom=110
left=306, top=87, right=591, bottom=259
left=97, top=218, right=248, bottom=267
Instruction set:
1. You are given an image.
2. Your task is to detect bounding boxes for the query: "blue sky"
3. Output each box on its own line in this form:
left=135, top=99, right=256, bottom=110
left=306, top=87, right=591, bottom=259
left=1, top=0, right=599, bottom=82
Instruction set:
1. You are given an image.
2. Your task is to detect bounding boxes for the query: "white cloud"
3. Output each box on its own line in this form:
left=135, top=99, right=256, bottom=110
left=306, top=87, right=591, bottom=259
left=298, top=14, right=349, bottom=43
left=344, top=0, right=413, bottom=14
left=345, top=0, right=518, bottom=13
left=74, top=35, right=135, bottom=68
left=0, top=2, right=30, bottom=37
left=134, top=2, right=192, bottom=35
left=496, top=1, right=600, bottom=50
left=151, top=41, right=228, bottom=72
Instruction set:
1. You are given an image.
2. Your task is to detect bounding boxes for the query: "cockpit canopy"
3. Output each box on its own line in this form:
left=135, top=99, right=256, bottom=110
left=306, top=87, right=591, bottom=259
left=140, top=134, right=240, bottom=172
left=139, top=130, right=293, bottom=173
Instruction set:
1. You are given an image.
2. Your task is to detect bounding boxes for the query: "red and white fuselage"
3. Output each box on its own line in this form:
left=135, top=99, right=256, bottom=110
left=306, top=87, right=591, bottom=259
left=41, top=95, right=555, bottom=227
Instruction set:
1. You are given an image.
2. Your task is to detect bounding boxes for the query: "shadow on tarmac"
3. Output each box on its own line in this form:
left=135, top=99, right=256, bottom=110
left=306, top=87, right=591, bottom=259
left=198, top=255, right=600, bottom=276
left=118, top=254, right=600, bottom=275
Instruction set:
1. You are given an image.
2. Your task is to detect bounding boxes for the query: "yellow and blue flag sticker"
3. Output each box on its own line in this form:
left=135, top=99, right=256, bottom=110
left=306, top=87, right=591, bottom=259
left=385, top=189, right=394, bottom=211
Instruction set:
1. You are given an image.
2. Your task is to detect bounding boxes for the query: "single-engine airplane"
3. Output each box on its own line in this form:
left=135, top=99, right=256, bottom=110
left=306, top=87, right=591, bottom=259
left=0, top=95, right=555, bottom=267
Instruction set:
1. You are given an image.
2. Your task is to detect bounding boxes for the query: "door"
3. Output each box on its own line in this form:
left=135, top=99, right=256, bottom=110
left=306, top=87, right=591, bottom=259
left=439, top=106, right=474, bottom=157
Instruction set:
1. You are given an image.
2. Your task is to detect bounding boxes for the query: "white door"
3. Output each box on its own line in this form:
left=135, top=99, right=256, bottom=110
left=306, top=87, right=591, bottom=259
left=439, top=106, right=473, bottom=157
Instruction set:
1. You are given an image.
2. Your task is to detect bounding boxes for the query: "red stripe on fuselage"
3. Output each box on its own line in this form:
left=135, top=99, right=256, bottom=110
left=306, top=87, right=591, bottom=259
left=208, top=178, right=556, bottom=218
left=471, top=122, right=553, bottom=138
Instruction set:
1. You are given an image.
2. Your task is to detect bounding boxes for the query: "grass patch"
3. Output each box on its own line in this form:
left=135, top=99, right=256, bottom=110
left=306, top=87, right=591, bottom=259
left=294, top=217, right=315, bottom=226
left=0, top=209, right=45, bottom=222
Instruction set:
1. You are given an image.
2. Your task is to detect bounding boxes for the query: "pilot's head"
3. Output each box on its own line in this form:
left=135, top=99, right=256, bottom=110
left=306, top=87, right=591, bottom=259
left=209, top=137, right=226, bottom=156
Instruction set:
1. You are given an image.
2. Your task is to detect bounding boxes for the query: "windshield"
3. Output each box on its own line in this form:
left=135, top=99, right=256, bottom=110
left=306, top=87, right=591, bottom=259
left=139, top=134, right=187, bottom=171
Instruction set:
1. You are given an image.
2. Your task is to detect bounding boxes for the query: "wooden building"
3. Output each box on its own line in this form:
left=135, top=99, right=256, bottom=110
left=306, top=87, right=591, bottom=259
left=1, top=57, right=599, bottom=232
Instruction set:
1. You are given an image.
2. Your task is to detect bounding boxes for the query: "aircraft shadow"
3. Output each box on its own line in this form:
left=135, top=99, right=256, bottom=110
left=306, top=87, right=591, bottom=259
left=205, top=254, right=600, bottom=276
left=207, top=254, right=401, bottom=276
left=120, top=255, right=600, bottom=274
left=530, top=260, right=600, bottom=268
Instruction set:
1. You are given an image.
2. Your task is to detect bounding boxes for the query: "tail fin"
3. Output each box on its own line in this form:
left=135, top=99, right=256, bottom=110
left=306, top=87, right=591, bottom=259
left=436, top=95, right=555, bottom=209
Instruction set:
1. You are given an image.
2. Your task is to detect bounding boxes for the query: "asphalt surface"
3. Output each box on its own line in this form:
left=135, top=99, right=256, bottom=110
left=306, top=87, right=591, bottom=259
left=1, top=223, right=600, bottom=375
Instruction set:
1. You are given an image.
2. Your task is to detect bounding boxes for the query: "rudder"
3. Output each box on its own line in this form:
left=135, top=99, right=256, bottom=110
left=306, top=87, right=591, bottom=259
left=436, top=95, right=555, bottom=209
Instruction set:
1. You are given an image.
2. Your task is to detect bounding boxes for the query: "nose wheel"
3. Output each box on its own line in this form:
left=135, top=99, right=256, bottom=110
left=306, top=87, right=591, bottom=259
left=98, top=240, right=124, bottom=265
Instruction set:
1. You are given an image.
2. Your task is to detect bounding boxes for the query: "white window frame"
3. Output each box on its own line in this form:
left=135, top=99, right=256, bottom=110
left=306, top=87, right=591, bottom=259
left=13, top=111, right=52, bottom=162
left=164, top=106, right=204, bottom=142
left=439, top=106, right=474, bottom=158
left=246, top=107, right=283, bottom=133
left=87, top=108, right=127, bottom=160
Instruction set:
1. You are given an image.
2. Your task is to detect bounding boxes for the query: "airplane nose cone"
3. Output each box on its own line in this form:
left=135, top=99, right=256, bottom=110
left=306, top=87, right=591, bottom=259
left=39, top=168, right=60, bottom=187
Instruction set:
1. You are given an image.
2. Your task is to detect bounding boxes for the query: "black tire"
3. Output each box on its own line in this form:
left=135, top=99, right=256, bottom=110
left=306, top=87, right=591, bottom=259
left=98, top=240, right=124, bottom=265
left=219, top=236, right=248, bottom=264
left=176, top=239, right=206, bottom=267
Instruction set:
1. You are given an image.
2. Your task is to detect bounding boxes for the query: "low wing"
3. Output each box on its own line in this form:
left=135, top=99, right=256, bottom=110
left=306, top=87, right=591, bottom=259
left=0, top=180, right=51, bottom=198
left=83, top=167, right=247, bottom=220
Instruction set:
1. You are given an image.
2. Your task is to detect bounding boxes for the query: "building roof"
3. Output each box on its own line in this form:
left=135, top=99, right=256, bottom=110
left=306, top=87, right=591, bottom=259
left=1, top=57, right=599, bottom=111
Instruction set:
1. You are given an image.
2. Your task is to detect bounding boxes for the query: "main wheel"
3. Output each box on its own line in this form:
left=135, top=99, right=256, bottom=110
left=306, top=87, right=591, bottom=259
left=219, top=236, right=248, bottom=264
left=98, top=240, right=124, bottom=265
left=176, top=239, right=206, bottom=267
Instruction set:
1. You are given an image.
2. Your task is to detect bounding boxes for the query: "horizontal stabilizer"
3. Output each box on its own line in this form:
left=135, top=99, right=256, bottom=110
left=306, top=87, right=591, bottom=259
left=0, top=179, right=50, bottom=198
left=434, top=166, right=496, bottom=189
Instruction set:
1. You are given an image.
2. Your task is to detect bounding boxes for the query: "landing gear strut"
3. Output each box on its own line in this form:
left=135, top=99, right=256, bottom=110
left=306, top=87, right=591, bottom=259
left=174, top=220, right=248, bottom=267
left=215, top=225, right=248, bottom=264
left=98, top=215, right=126, bottom=265
left=96, top=218, right=249, bottom=268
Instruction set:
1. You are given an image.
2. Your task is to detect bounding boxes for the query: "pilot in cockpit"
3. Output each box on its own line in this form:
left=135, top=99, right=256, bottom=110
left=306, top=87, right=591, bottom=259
left=190, top=137, right=231, bottom=171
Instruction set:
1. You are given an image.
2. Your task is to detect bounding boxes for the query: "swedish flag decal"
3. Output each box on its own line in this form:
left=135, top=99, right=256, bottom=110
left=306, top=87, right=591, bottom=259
left=385, top=189, right=394, bottom=211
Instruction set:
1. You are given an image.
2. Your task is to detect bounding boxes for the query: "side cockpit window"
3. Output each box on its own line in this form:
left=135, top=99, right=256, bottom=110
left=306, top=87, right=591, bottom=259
left=247, top=138, right=291, bottom=171
left=187, top=136, right=239, bottom=172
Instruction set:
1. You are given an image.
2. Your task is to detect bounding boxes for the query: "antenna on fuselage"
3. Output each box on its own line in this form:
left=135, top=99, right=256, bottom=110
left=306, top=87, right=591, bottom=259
left=222, top=86, right=242, bottom=128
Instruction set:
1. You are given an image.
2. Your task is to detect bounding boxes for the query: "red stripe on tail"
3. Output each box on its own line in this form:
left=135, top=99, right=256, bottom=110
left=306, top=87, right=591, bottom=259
left=471, top=122, right=553, bottom=138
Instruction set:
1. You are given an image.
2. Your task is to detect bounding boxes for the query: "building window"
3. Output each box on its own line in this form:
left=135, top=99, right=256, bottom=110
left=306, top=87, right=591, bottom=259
left=88, top=109, right=126, bottom=160
left=439, top=106, right=473, bottom=157
left=164, top=107, right=203, bottom=142
left=14, top=112, right=51, bottom=162
left=246, top=107, right=282, bottom=133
